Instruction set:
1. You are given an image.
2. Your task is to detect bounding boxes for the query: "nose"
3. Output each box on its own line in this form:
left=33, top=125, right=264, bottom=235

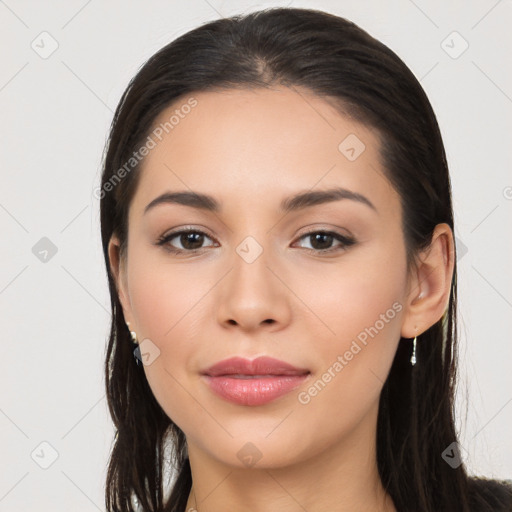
left=215, top=241, right=292, bottom=332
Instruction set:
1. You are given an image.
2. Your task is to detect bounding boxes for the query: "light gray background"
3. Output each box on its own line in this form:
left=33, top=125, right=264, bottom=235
left=1, top=0, right=511, bottom=510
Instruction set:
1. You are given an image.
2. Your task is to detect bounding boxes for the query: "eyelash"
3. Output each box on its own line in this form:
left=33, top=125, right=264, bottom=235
left=156, top=227, right=356, bottom=255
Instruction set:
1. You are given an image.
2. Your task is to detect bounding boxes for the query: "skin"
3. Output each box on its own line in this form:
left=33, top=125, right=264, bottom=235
left=108, top=86, right=454, bottom=512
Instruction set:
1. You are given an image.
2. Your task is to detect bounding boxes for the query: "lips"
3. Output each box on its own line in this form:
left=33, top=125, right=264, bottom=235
left=202, top=356, right=310, bottom=377
left=201, top=356, right=311, bottom=406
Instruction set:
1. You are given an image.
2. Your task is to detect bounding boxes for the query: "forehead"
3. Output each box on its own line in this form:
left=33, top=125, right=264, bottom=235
left=130, top=87, right=398, bottom=220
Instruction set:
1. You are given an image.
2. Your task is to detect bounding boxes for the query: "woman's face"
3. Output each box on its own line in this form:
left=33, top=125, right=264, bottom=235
left=111, top=86, right=415, bottom=468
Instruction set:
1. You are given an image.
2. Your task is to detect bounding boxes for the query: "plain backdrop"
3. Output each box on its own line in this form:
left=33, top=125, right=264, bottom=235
left=1, top=0, right=511, bottom=510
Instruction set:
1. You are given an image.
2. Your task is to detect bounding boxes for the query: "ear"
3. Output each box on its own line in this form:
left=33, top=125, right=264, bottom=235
left=401, top=223, right=455, bottom=339
left=108, top=234, right=133, bottom=326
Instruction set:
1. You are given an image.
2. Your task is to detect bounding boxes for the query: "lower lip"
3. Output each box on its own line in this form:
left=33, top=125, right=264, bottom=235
left=202, top=374, right=310, bottom=406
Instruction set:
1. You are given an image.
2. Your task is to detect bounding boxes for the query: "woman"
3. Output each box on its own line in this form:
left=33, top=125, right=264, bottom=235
left=99, top=7, right=512, bottom=511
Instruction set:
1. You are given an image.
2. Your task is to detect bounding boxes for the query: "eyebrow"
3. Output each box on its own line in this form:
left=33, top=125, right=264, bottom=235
left=143, top=187, right=377, bottom=215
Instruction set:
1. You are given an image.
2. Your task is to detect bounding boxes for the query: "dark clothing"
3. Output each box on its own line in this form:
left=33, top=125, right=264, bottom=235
left=468, top=477, right=512, bottom=511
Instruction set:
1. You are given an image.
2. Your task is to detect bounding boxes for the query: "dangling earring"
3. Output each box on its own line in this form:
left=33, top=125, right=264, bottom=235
left=126, top=321, right=142, bottom=367
left=410, top=336, right=417, bottom=366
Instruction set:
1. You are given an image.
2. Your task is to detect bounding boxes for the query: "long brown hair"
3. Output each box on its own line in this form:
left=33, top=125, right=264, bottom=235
left=99, top=7, right=512, bottom=511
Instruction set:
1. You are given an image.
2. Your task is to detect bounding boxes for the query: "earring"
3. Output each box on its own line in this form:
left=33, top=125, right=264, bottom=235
left=410, top=336, right=417, bottom=366
left=126, top=322, right=142, bottom=367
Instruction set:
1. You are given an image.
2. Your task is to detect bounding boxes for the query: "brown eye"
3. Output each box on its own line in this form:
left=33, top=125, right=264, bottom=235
left=176, top=232, right=206, bottom=250
left=156, top=229, right=216, bottom=254
left=156, top=228, right=356, bottom=256
left=295, top=230, right=356, bottom=253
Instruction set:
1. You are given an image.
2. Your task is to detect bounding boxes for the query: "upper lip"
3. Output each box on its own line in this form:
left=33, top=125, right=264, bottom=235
left=202, top=356, right=310, bottom=377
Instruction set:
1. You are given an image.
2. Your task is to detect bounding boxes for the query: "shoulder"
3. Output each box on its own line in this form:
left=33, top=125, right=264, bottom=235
left=467, top=476, right=512, bottom=512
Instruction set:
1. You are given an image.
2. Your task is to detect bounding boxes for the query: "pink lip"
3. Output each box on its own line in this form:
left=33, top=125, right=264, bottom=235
left=201, top=356, right=310, bottom=406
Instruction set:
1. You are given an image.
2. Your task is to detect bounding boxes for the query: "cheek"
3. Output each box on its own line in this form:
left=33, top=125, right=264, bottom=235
left=292, top=237, right=406, bottom=344
left=127, top=244, right=212, bottom=342
left=296, top=272, right=403, bottom=392
left=125, top=249, right=214, bottom=424
left=290, top=237, right=406, bottom=400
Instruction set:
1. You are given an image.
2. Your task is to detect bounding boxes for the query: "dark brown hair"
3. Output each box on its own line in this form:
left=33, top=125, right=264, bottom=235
left=99, top=7, right=512, bottom=511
